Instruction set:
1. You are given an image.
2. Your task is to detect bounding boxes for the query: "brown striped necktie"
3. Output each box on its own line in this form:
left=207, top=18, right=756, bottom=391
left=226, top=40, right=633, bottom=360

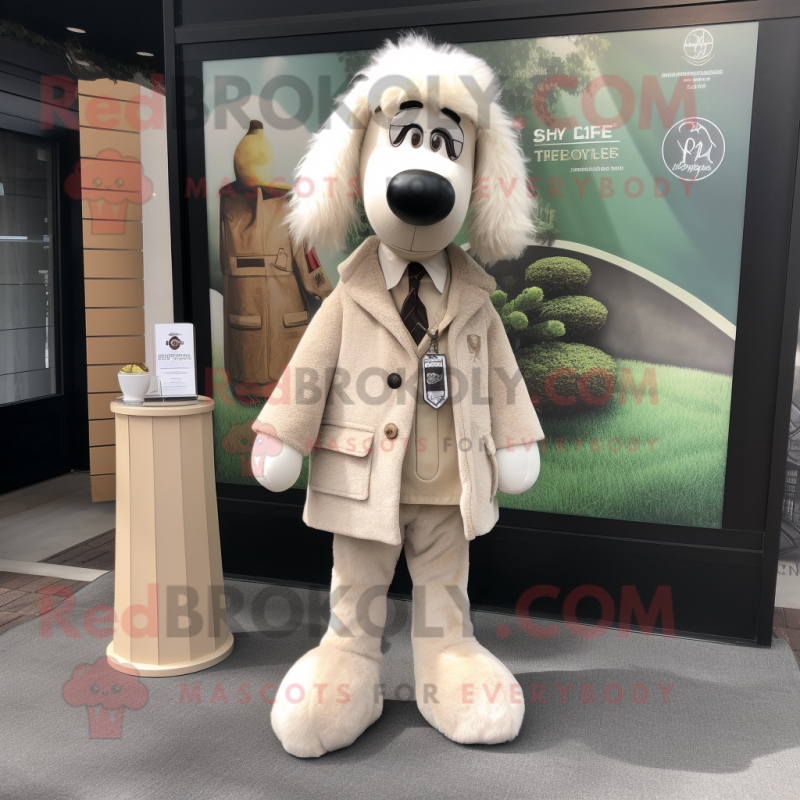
left=400, top=262, right=429, bottom=345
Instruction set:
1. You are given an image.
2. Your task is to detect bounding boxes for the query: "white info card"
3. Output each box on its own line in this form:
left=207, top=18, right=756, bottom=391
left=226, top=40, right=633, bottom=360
left=154, top=323, right=197, bottom=397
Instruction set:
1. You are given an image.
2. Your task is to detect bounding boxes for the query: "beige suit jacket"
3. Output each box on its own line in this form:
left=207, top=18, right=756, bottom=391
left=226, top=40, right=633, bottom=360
left=253, top=236, right=545, bottom=545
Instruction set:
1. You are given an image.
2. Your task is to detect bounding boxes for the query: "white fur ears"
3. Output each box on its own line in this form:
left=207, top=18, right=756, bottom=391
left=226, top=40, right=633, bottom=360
left=286, top=33, right=535, bottom=265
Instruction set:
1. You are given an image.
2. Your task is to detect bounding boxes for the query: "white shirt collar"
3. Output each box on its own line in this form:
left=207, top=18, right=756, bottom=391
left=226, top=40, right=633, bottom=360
left=378, top=242, right=449, bottom=293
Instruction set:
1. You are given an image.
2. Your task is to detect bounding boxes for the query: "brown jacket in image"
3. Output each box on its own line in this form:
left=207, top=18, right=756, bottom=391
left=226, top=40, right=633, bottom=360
left=253, top=236, right=545, bottom=544
left=220, top=185, right=333, bottom=385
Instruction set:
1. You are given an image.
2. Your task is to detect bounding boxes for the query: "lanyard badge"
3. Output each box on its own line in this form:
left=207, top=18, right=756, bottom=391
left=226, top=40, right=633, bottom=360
left=421, top=328, right=449, bottom=410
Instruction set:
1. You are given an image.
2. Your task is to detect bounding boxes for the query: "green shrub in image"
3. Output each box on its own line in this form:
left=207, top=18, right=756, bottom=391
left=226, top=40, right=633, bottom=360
left=493, top=254, right=616, bottom=415
left=532, top=202, right=559, bottom=245
left=490, top=289, right=506, bottom=313
left=491, top=286, right=567, bottom=342
left=504, top=310, right=529, bottom=331
left=517, top=341, right=617, bottom=414
left=492, top=256, right=607, bottom=350
left=533, top=221, right=558, bottom=245
left=491, top=285, right=543, bottom=317
left=525, top=256, right=591, bottom=298
left=537, top=295, right=608, bottom=339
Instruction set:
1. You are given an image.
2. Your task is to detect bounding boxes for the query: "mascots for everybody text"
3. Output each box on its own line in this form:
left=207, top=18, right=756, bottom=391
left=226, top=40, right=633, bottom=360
left=251, top=35, right=544, bottom=757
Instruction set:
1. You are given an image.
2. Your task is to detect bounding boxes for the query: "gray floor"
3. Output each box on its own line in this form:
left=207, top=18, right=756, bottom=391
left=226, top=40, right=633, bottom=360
left=2, top=574, right=800, bottom=799
left=0, top=473, right=115, bottom=562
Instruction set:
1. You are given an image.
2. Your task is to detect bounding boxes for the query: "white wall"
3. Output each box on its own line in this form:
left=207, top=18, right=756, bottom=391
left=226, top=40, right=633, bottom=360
left=139, top=87, right=174, bottom=392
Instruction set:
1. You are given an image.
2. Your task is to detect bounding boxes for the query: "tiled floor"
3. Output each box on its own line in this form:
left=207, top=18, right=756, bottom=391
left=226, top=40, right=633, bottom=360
left=41, top=528, right=115, bottom=572
left=0, top=529, right=116, bottom=635
left=0, top=573, right=89, bottom=634
left=0, top=472, right=116, bottom=635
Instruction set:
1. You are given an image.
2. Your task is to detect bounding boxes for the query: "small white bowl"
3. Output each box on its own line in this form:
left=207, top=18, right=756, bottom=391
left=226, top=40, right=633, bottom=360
left=118, top=372, right=151, bottom=405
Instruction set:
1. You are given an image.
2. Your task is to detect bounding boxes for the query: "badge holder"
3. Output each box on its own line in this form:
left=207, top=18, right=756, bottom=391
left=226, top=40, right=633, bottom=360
left=421, top=327, right=449, bottom=410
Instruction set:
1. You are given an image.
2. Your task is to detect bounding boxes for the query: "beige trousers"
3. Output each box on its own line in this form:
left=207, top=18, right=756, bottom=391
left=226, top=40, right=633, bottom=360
left=321, top=504, right=471, bottom=662
left=271, top=504, right=523, bottom=756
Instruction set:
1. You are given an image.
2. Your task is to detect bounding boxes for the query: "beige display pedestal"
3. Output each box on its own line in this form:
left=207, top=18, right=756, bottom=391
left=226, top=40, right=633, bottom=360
left=106, top=396, right=234, bottom=677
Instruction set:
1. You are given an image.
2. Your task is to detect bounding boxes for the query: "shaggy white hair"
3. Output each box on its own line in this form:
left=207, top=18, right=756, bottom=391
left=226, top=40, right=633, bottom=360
left=286, top=33, right=535, bottom=265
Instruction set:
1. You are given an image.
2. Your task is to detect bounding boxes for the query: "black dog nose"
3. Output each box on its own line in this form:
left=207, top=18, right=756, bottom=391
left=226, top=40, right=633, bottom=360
left=386, top=170, right=455, bottom=227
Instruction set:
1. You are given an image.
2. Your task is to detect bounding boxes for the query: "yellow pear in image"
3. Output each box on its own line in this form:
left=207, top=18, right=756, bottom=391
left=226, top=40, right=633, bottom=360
left=234, top=120, right=275, bottom=189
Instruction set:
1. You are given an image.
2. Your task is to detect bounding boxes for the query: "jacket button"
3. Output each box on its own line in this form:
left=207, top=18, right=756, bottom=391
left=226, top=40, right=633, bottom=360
left=384, top=423, right=398, bottom=440
left=387, top=373, right=402, bottom=389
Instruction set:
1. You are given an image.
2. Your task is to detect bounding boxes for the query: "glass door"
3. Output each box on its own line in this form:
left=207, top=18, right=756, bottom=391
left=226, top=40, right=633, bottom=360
left=0, top=130, right=58, bottom=405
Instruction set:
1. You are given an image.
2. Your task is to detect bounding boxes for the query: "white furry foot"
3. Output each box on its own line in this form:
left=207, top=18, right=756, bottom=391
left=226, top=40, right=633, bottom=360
left=414, top=640, right=524, bottom=745
left=271, top=644, right=383, bottom=758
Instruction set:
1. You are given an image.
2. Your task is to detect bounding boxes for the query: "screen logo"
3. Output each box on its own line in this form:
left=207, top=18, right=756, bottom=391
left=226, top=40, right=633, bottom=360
left=683, top=28, right=714, bottom=66
left=662, top=117, right=725, bottom=182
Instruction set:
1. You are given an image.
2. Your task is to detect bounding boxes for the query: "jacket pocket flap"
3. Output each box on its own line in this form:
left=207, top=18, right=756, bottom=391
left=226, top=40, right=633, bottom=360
left=316, top=422, right=375, bottom=457
left=283, top=311, right=308, bottom=328
left=235, top=257, right=265, bottom=268
left=229, top=313, right=262, bottom=330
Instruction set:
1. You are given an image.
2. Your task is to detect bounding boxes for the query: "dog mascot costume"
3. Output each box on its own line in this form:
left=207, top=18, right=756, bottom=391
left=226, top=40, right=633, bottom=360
left=251, top=34, right=545, bottom=757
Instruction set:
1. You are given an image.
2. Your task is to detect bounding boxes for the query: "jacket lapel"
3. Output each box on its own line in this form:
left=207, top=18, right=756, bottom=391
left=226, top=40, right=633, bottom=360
left=338, top=237, right=496, bottom=359
left=339, top=237, right=420, bottom=359
left=438, top=242, right=496, bottom=342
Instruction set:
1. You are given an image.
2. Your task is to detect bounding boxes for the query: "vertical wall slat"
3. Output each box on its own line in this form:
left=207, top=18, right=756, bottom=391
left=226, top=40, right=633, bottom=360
left=79, top=79, right=145, bottom=502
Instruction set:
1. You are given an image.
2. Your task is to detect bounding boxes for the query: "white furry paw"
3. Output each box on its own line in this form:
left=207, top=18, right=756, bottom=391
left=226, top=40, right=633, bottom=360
left=413, top=640, right=524, bottom=745
left=271, top=644, right=383, bottom=758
